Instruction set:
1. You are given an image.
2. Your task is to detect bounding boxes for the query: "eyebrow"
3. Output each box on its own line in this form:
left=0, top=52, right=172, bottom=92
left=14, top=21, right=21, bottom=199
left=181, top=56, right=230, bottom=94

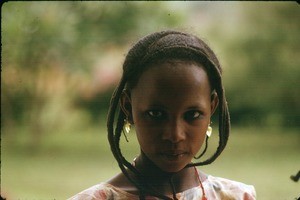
left=185, top=105, right=205, bottom=110
left=146, top=104, right=167, bottom=109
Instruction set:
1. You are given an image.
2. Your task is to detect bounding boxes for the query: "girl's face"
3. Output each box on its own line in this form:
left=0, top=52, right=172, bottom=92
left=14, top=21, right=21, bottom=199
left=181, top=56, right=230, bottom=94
left=122, top=61, right=218, bottom=173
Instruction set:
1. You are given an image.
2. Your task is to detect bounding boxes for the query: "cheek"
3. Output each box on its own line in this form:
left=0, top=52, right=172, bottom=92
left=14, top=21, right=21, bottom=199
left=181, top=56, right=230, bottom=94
left=132, top=111, right=159, bottom=140
left=134, top=122, right=158, bottom=147
left=188, top=126, right=208, bottom=153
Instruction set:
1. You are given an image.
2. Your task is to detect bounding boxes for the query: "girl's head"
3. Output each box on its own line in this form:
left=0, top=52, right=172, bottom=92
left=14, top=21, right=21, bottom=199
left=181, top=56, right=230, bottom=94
left=107, top=29, right=230, bottom=185
left=123, top=59, right=219, bottom=173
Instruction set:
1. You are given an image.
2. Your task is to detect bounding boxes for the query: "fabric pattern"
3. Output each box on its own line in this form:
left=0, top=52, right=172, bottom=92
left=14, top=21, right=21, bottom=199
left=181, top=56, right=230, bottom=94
left=69, top=175, right=256, bottom=200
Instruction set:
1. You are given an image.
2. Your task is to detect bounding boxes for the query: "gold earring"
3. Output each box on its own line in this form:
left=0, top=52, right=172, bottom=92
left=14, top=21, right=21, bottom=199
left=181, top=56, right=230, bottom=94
left=122, top=118, right=131, bottom=142
left=206, top=125, right=212, bottom=137
left=124, top=119, right=131, bottom=134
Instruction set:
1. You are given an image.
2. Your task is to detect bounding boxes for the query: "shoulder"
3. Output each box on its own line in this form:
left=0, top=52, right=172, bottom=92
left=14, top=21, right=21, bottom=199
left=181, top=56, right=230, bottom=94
left=67, top=183, right=110, bottom=200
left=68, top=182, right=138, bottom=200
left=204, top=175, right=256, bottom=200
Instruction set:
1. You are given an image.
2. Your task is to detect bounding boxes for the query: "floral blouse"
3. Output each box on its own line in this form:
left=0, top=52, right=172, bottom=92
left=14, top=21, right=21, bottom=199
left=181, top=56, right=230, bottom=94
left=68, top=175, right=256, bottom=200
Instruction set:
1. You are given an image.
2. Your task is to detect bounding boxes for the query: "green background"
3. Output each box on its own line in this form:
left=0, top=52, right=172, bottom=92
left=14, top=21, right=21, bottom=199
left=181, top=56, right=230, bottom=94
left=2, top=2, right=299, bottom=199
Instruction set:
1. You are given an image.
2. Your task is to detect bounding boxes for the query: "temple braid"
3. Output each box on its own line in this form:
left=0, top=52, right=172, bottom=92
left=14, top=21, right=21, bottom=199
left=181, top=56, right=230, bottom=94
left=107, top=76, right=174, bottom=200
left=106, top=30, right=231, bottom=199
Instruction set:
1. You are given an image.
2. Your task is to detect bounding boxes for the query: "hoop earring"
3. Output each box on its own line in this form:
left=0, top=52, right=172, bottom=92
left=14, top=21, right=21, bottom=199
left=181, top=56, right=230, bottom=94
left=123, top=118, right=131, bottom=142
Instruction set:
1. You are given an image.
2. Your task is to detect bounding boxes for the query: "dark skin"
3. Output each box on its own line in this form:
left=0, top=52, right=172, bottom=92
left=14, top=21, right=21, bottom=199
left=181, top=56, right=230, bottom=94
left=107, top=60, right=218, bottom=197
left=107, top=153, right=206, bottom=196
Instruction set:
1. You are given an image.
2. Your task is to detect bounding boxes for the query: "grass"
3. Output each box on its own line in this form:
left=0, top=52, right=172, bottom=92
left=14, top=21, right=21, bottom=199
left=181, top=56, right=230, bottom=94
left=1, top=125, right=299, bottom=200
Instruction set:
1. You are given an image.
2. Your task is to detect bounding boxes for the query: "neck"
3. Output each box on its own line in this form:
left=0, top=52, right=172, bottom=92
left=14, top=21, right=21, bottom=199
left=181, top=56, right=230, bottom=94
left=133, top=152, right=199, bottom=195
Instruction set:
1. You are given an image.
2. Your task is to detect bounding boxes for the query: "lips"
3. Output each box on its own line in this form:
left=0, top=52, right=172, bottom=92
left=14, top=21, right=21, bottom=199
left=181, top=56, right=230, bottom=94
left=159, top=150, right=187, bottom=161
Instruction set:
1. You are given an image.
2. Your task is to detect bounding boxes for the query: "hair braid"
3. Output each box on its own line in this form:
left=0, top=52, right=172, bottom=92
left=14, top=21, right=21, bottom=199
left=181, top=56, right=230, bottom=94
left=107, top=76, right=173, bottom=199
left=107, top=30, right=231, bottom=199
left=186, top=49, right=230, bottom=167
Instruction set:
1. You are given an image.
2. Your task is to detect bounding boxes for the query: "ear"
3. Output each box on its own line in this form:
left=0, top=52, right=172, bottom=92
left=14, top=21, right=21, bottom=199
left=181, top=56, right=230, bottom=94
left=120, top=90, right=134, bottom=124
left=210, top=91, right=219, bottom=116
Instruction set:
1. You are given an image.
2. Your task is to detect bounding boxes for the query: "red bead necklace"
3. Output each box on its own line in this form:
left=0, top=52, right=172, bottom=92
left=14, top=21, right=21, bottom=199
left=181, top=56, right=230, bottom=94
left=194, top=166, right=207, bottom=200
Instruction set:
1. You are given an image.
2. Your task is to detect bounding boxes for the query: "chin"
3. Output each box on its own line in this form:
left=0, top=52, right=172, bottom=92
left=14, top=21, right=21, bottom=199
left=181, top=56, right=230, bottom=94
left=157, top=155, right=192, bottom=173
left=162, top=167, right=183, bottom=173
left=142, top=152, right=191, bottom=173
left=156, top=162, right=187, bottom=174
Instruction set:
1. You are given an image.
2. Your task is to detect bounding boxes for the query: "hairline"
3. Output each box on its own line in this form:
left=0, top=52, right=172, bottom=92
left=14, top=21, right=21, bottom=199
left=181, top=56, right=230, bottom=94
left=125, top=58, right=214, bottom=92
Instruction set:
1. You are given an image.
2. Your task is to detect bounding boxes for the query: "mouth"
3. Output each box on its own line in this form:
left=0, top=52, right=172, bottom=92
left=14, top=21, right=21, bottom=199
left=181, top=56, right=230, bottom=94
left=159, top=151, right=187, bottom=161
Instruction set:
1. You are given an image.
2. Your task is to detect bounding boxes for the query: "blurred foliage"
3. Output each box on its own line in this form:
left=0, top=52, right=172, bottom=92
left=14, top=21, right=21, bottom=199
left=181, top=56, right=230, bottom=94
left=1, top=2, right=299, bottom=199
left=221, top=3, right=300, bottom=127
left=1, top=2, right=299, bottom=147
left=2, top=2, right=184, bottom=145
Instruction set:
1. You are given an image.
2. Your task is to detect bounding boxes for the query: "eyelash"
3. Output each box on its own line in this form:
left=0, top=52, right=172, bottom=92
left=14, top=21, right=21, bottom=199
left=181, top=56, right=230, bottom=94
left=147, top=110, right=164, bottom=119
left=184, top=110, right=202, bottom=120
left=146, top=110, right=202, bottom=121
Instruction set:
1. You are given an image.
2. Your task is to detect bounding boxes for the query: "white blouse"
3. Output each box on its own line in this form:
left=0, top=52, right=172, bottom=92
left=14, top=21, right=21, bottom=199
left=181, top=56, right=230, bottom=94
left=69, top=174, right=256, bottom=200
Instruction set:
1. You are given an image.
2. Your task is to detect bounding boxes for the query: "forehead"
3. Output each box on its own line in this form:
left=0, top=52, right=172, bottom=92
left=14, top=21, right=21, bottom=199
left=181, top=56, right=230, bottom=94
left=131, top=61, right=211, bottom=106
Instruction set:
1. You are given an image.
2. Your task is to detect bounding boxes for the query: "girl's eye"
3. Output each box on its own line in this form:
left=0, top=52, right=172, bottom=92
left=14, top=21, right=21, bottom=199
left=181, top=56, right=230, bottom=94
left=184, top=110, right=202, bottom=120
left=147, top=110, right=164, bottom=119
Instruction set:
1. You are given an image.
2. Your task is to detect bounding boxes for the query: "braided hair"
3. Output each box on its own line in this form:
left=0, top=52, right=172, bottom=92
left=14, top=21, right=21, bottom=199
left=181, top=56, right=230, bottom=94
left=107, top=30, right=230, bottom=199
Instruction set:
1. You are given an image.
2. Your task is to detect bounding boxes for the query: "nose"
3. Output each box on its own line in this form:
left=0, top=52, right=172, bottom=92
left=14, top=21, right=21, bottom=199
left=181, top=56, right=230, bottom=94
left=162, top=119, right=186, bottom=143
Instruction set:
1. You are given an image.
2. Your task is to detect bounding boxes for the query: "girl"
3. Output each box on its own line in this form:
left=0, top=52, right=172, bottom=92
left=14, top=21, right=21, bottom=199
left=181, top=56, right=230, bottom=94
left=69, top=30, right=256, bottom=200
